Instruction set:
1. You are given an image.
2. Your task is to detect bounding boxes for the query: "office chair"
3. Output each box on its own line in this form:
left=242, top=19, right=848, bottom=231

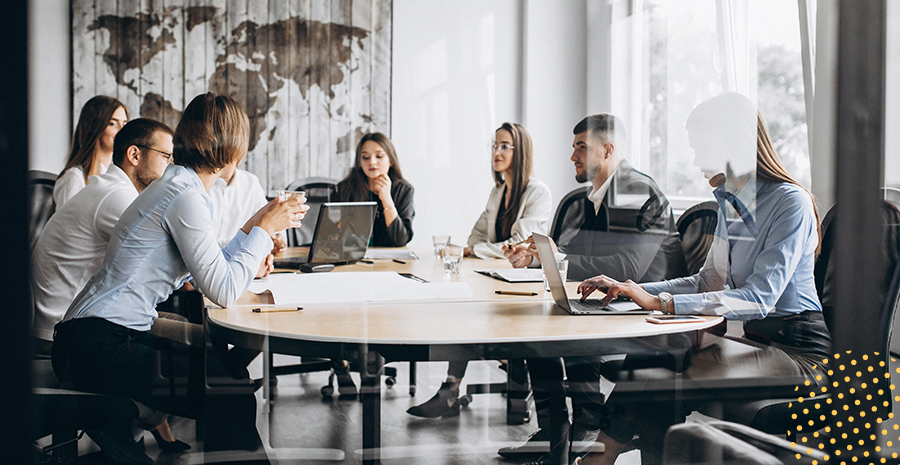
left=28, top=170, right=56, bottom=250
left=282, top=177, right=338, bottom=247
left=675, top=200, right=718, bottom=275
left=721, top=202, right=900, bottom=436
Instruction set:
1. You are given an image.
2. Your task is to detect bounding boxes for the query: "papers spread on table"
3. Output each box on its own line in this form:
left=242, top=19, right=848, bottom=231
left=475, top=268, right=544, bottom=283
left=246, top=272, right=471, bottom=305
left=363, top=248, right=419, bottom=260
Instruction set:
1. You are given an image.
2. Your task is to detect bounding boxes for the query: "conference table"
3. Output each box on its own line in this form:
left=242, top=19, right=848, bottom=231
left=206, top=247, right=727, bottom=464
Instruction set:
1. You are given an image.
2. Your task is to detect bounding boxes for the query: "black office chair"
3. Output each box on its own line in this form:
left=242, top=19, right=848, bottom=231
left=675, top=200, right=718, bottom=276
left=721, top=202, right=900, bottom=436
left=28, top=170, right=57, bottom=250
left=283, top=177, right=338, bottom=247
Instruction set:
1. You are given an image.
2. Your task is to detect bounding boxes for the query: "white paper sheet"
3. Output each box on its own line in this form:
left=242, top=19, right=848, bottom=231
left=247, top=272, right=471, bottom=305
left=363, top=248, right=419, bottom=260
left=475, top=268, right=544, bottom=283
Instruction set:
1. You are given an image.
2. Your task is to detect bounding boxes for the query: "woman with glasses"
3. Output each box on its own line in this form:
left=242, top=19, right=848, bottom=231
left=55, top=96, right=129, bottom=207
left=407, top=122, right=551, bottom=418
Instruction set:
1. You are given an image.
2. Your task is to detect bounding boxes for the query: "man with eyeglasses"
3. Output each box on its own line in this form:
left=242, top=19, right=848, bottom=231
left=501, top=114, right=681, bottom=465
left=32, top=118, right=175, bottom=355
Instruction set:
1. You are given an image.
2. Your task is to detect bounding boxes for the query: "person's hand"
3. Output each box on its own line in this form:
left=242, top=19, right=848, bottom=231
left=503, top=238, right=535, bottom=268
left=243, top=195, right=309, bottom=237
left=579, top=275, right=660, bottom=311
left=370, top=173, right=393, bottom=206
left=463, top=246, right=474, bottom=257
left=256, top=253, right=274, bottom=278
left=271, top=232, right=287, bottom=255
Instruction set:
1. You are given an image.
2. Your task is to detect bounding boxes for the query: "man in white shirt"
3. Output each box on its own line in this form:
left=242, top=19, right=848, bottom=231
left=210, top=164, right=286, bottom=252
left=31, top=118, right=174, bottom=354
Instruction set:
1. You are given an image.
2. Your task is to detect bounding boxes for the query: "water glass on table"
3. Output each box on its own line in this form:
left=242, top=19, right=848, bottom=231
left=433, top=235, right=451, bottom=258
left=441, top=245, right=463, bottom=274
left=277, top=190, right=306, bottom=227
left=543, top=259, right=569, bottom=292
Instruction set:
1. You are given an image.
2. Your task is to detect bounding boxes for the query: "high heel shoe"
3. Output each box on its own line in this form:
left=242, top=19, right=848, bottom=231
left=406, top=382, right=461, bottom=418
left=150, top=429, right=191, bottom=453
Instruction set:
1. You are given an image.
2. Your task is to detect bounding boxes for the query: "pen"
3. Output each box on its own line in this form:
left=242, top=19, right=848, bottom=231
left=507, top=238, right=529, bottom=248
left=252, top=307, right=303, bottom=313
left=393, top=259, right=407, bottom=265
left=495, top=290, right=538, bottom=296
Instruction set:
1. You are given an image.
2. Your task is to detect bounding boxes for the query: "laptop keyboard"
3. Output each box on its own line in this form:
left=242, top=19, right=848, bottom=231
left=568, top=299, right=616, bottom=314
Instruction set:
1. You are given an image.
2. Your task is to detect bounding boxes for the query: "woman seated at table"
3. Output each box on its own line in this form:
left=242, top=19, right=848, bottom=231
left=54, top=95, right=129, bottom=207
left=572, top=93, right=832, bottom=465
left=52, top=92, right=306, bottom=464
left=407, top=122, right=551, bottom=418
left=337, top=132, right=415, bottom=247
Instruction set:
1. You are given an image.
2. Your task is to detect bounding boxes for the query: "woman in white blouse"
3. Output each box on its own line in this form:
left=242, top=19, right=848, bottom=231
left=54, top=96, right=129, bottom=207
left=408, top=122, right=552, bottom=418
left=464, top=122, right=552, bottom=258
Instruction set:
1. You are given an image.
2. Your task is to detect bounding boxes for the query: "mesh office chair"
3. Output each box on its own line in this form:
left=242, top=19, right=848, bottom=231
left=283, top=177, right=338, bottom=247
left=28, top=170, right=57, bottom=250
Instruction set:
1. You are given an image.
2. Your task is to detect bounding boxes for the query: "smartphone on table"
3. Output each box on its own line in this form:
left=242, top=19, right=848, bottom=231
left=645, top=315, right=705, bottom=324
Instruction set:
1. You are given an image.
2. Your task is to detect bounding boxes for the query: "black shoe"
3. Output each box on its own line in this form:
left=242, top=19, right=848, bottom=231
left=150, top=429, right=191, bottom=453
left=335, top=366, right=358, bottom=397
left=406, top=382, right=460, bottom=418
left=498, top=428, right=551, bottom=458
left=86, top=425, right=154, bottom=465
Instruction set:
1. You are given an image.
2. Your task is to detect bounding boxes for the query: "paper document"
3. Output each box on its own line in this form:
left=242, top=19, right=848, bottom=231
left=364, top=248, right=419, bottom=260
left=246, top=272, right=471, bottom=305
left=475, top=268, right=544, bottom=283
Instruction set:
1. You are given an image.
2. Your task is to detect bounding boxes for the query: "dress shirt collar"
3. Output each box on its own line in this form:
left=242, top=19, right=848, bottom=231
left=587, top=160, right=621, bottom=215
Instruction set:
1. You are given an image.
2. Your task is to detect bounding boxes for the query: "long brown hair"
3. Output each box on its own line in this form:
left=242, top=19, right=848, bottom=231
left=494, top=123, right=533, bottom=240
left=338, top=133, right=404, bottom=202
left=63, top=96, right=128, bottom=182
left=756, top=113, right=822, bottom=254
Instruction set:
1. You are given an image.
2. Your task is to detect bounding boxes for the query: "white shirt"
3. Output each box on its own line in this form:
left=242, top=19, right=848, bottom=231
left=62, top=165, right=272, bottom=332
left=587, top=167, right=618, bottom=215
left=53, top=163, right=108, bottom=208
left=209, top=169, right=269, bottom=247
left=466, top=178, right=552, bottom=258
left=31, top=164, right=137, bottom=341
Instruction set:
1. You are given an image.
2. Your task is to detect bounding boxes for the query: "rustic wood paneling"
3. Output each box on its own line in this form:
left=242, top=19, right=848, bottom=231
left=72, top=0, right=390, bottom=194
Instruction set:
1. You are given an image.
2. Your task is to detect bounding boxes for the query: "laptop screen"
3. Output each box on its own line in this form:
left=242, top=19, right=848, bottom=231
left=533, top=233, right=571, bottom=309
left=308, top=202, right=377, bottom=264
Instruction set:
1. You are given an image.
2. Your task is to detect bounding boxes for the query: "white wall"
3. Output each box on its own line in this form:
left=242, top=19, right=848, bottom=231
left=28, top=0, right=71, bottom=174
left=392, top=0, right=527, bottom=247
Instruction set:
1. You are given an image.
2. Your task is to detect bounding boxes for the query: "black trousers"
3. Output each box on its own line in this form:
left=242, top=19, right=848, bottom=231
left=526, top=356, right=605, bottom=438
left=52, top=317, right=163, bottom=411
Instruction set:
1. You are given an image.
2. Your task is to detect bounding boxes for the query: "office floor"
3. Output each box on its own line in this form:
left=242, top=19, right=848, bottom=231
left=70, top=356, right=900, bottom=464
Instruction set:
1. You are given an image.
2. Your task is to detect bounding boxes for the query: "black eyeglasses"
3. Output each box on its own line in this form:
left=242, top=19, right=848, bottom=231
left=136, top=145, right=173, bottom=161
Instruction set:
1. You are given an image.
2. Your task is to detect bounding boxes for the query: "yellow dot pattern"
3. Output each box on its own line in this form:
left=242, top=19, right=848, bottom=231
left=789, top=351, right=891, bottom=463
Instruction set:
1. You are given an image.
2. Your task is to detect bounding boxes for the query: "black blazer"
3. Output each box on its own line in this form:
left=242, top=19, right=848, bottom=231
left=337, top=178, right=415, bottom=247
left=549, top=160, right=683, bottom=281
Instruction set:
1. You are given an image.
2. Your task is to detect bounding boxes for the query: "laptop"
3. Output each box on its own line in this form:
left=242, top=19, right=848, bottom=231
left=532, top=233, right=650, bottom=315
left=274, top=202, right=377, bottom=270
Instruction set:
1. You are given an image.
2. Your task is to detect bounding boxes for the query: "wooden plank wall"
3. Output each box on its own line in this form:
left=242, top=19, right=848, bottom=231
left=71, top=0, right=392, bottom=194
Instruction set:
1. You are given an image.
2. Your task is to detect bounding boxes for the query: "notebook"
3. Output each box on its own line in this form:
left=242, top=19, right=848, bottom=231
left=475, top=268, right=544, bottom=283
left=532, top=233, right=650, bottom=315
left=274, top=202, right=377, bottom=269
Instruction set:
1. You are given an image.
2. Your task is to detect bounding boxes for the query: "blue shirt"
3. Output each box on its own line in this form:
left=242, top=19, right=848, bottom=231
left=62, top=165, right=273, bottom=331
left=643, top=181, right=821, bottom=320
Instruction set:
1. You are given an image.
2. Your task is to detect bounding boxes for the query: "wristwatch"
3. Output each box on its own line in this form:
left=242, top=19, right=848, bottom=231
left=658, top=292, right=673, bottom=314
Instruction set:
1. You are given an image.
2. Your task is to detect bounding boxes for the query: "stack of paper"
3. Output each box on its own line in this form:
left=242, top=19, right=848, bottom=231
left=247, top=272, right=471, bottom=305
left=475, top=268, right=544, bottom=283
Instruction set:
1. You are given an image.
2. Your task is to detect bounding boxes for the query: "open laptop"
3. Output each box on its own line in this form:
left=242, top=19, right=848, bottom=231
left=533, top=233, right=650, bottom=315
left=274, top=201, right=377, bottom=270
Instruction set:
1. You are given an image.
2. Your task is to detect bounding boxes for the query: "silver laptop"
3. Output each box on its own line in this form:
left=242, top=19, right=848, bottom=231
left=533, top=233, right=650, bottom=315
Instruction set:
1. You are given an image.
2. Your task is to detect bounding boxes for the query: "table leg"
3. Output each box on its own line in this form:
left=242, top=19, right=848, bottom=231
left=360, top=348, right=383, bottom=465
left=506, top=358, right=533, bottom=425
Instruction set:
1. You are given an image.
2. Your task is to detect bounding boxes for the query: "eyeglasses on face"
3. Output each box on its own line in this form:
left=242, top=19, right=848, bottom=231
left=491, top=143, right=514, bottom=153
left=136, top=145, right=173, bottom=161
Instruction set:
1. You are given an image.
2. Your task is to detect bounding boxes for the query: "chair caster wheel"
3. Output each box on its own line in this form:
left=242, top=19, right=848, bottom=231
left=458, top=394, right=473, bottom=408
left=409, top=385, right=417, bottom=396
left=321, top=385, right=334, bottom=397
left=385, top=376, right=396, bottom=387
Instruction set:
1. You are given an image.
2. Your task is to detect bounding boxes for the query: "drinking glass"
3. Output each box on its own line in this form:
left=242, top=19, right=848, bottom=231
left=442, top=245, right=463, bottom=274
left=432, top=235, right=451, bottom=258
left=543, top=259, right=569, bottom=292
left=277, top=190, right=306, bottom=202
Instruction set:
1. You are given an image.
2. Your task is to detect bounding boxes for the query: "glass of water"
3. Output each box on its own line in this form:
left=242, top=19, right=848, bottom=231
left=433, top=235, right=451, bottom=258
left=276, top=190, right=306, bottom=202
left=543, top=259, right=569, bottom=292
left=441, top=245, right=463, bottom=274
